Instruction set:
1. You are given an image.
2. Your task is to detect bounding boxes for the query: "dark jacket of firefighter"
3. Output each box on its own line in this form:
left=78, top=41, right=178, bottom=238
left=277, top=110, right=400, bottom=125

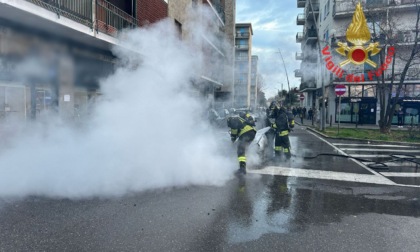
left=272, top=107, right=294, bottom=158
left=227, top=113, right=256, bottom=168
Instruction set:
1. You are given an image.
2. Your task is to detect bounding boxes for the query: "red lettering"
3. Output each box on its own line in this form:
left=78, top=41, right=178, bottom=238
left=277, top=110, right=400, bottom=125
left=322, top=46, right=331, bottom=55
left=368, top=70, right=375, bottom=81
left=338, top=69, right=344, bottom=79
left=346, top=74, right=353, bottom=82
left=326, top=61, right=334, bottom=70
left=385, top=55, right=392, bottom=64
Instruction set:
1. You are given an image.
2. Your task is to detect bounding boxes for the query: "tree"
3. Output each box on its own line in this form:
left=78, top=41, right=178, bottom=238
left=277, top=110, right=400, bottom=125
left=367, top=1, right=420, bottom=133
left=256, top=74, right=267, bottom=107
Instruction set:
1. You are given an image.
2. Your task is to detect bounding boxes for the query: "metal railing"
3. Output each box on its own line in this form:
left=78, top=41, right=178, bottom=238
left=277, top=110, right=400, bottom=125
left=235, top=44, right=249, bottom=49
left=24, top=0, right=137, bottom=37
left=96, top=0, right=137, bottom=35
left=236, top=32, right=250, bottom=38
left=26, top=0, right=93, bottom=27
left=334, top=0, right=418, bottom=16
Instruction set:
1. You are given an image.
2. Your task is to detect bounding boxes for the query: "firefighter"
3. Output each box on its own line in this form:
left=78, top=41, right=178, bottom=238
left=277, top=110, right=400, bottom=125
left=227, top=112, right=257, bottom=175
left=264, top=101, right=280, bottom=161
left=272, top=106, right=294, bottom=160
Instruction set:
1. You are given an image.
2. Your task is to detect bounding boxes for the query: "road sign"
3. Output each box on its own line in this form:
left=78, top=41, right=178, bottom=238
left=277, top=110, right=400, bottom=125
left=335, top=84, right=346, bottom=96
left=299, top=94, right=304, bottom=101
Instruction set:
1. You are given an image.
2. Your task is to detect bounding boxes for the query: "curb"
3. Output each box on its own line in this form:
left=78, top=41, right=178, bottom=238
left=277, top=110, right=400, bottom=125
left=300, top=123, right=420, bottom=147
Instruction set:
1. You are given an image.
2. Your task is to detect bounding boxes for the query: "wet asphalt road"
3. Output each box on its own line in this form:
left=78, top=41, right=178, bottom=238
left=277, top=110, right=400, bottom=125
left=1, top=127, right=420, bottom=251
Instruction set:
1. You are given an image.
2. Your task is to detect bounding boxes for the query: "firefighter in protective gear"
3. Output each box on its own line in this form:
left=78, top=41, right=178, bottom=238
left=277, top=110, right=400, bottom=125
left=227, top=112, right=256, bottom=174
left=272, top=106, right=294, bottom=160
left=264, top=101, right=280, bottom=161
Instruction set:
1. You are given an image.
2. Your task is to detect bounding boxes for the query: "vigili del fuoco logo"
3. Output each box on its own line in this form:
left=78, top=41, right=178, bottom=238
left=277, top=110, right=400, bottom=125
left=322, top=2, right=395, bottom=83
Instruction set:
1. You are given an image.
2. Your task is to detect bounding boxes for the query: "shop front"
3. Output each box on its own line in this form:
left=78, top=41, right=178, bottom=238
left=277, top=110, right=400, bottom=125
left=336, top=97, right=377, bottom=124
left=391, top=97, right=420, bottom=126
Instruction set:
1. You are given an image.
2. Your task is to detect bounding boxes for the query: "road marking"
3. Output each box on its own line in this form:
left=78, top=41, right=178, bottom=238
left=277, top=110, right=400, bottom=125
left=307, top=131, right=385, bottom=177
left=350, top=154, right=420, bottom=159
left=341, top=148, right=420, bottom=153
left=364, top=162, right=420, bottom=167
left=332, top=143, right=413, bottom=148
left=380, top=172, right=420, bottom=177
left=248, top=166, right=396, bottom=185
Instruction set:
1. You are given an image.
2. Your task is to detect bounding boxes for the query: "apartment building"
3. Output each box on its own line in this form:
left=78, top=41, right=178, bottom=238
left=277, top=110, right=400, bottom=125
left=234, top=23, right=253, bottom=109
left=0, top=0, right=167, bottom=123
left=167, top=0, right=236, bottom=111
left=297, top=0, right=420, bottom=125
left=250, top=55, right=258, bottom=109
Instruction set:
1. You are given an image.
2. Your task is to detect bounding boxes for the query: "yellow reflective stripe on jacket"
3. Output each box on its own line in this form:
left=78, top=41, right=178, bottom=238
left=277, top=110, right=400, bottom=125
left=239, top=125, right=256, bottom=136
left=238, top=156, right=246, bottom=162
left=279, top=130, right=289, bottom=136
left=231, top=129, right=238, bottom=135
left=290, top=119, right=295, bottom=127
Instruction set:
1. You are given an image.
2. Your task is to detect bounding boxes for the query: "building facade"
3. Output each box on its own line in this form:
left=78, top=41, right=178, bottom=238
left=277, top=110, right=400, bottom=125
left=0, top=0, right=167, bottom=124
left=297, top=0, right=420, bottom=125
left=234, top=23, right=253, bottom=109
left=250, top=55, right=258, bottom=109
left=167, top=0, right=236, bottom=112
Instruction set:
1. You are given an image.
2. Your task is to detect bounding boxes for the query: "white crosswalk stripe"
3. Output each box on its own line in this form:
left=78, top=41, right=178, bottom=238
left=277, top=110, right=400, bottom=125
left=332, top=142, right=420, bottom=184
left=248, top=166, right=396, bottom=185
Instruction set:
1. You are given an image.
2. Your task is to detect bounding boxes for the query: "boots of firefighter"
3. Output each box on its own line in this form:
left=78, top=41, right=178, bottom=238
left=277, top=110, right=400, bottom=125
left=274, top=151, right=282, bottom=163
left=239, top=161, right=247, bottom=175
left=284, top=147, right=291, bottom=159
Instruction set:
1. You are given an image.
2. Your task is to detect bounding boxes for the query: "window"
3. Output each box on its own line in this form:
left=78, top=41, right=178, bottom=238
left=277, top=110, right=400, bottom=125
left=324, top=0, right=330, bottom=19
left=350, top=85, right=363, bottom=97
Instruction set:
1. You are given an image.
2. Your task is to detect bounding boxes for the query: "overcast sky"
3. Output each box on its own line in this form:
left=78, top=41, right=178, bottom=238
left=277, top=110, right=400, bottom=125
left=236, top=0, right=301, bottom=99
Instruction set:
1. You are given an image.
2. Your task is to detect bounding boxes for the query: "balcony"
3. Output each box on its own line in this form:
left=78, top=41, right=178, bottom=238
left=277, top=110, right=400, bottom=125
left=295, top=69, right=303, bottom=78
left=304, top=29, right=318, bottom=44
left=305, top=0, right=319, bottom=20
left=303, top=51, right=318, bottom=62
left=296, top=32, right=304, bottom=43
left=236, top=32, right=250, bottom=38
left=296, top=52, right=303, bottom=60
left=25, top=0, right=138, bottom=37
left=296, top=13, right=305, bottom=25
left=334, top=0, right=418, bottom=17
left=235, top=44, right=249, bottom=50
left=300, top=81, right=316, bottom=90
left=297, top=0, right=306, bottom=8
left=205, top=0, right=225, bottom=24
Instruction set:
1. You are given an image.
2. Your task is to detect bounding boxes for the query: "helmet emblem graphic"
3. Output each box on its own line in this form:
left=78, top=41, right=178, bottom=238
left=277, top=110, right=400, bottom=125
left=335, top=2, right=381, bottom=67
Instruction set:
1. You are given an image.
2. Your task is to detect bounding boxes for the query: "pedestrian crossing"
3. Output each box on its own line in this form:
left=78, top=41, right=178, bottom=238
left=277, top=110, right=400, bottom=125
left=332, top=142, right=420, bottom=185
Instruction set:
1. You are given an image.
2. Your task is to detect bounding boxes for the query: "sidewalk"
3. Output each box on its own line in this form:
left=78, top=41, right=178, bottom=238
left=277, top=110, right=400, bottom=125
left=295, top=116, right=410, bottom=131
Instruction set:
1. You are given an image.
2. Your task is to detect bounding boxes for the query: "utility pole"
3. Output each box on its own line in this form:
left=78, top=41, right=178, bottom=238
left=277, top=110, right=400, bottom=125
left=278, top=49, right=292, bottom=106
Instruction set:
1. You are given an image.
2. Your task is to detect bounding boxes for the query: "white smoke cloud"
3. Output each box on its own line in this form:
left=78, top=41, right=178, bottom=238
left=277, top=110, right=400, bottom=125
left=0, top=10, right=237, bottom=199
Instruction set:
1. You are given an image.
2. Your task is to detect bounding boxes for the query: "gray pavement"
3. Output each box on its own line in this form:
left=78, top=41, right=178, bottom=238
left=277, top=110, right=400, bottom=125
left=1, top=125, right=420, bottom=251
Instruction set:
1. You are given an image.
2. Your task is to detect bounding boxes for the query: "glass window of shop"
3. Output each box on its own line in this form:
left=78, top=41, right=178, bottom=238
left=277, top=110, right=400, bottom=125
left=336, top=101, right=351, bottom=122
left=0, top=85, right=26, bottom=122
left=363, top=85, right=376, bottom=97
left=414, top=85, right=420, bottom=97
left=349, top=85, right=363, bottom=97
